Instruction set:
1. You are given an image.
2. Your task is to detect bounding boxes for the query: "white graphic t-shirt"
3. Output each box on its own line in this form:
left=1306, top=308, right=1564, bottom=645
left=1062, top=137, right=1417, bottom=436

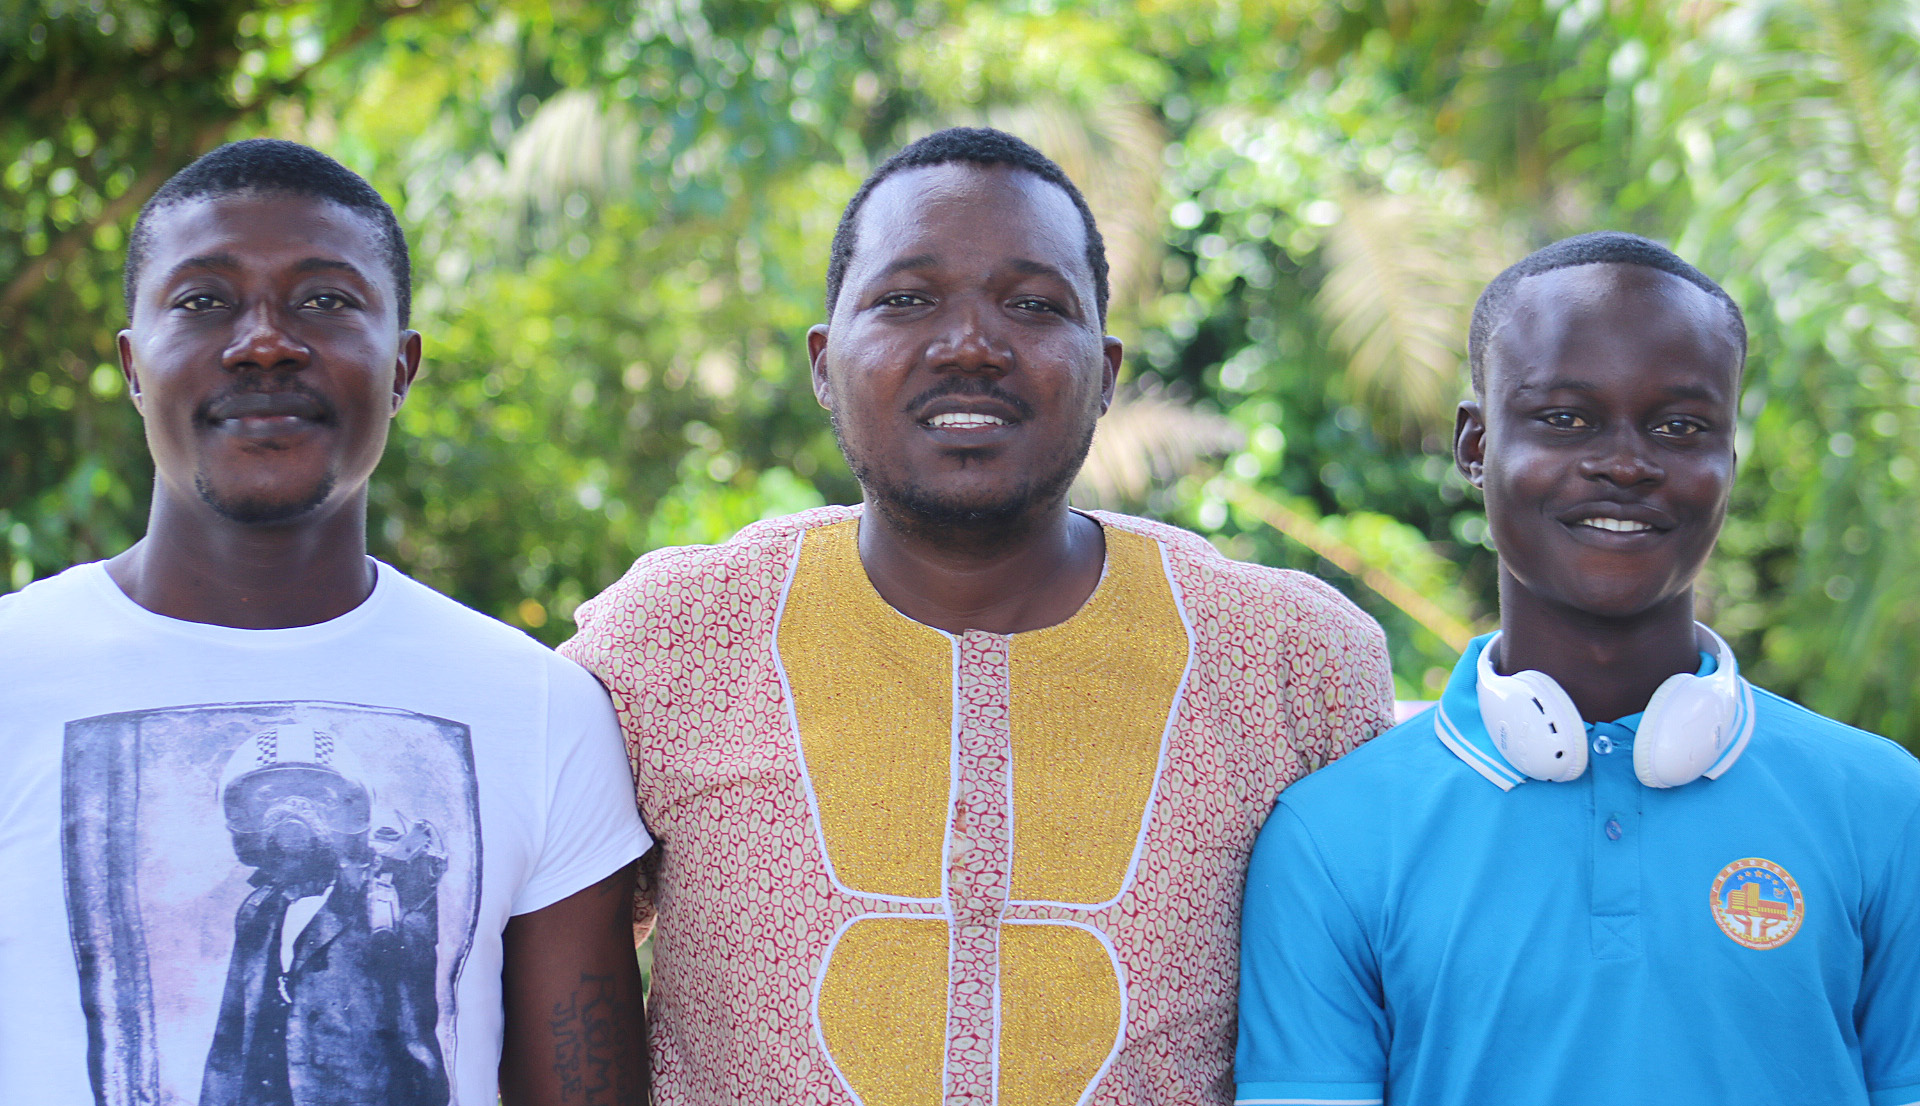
left=0, top=560, right=652, bottom=1106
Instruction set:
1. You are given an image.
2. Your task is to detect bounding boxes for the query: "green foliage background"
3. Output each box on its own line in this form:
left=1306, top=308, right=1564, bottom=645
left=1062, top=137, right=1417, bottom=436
left=6, top=0, right=1917, bottom=744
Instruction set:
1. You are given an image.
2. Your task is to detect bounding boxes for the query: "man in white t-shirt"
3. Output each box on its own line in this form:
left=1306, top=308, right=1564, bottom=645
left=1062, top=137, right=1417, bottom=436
left=0, top=139, right=652, bottom=1106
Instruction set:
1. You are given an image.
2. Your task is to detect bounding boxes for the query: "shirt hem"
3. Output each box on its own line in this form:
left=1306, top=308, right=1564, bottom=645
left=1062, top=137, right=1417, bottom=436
left=1234, top=1079, right=1384, bottom=1105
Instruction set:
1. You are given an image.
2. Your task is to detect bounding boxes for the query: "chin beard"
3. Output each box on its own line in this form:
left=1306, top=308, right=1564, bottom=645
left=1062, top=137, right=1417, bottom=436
left=835, top=413, right=1095, bottom=545
left=196, top=470, right=336, bottom=525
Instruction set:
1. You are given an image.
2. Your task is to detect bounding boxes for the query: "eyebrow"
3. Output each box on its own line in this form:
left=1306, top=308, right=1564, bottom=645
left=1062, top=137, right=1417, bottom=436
left=872, top=254, right=939, bottom=281
left=292, top=257, right=368, bottom=279
left=1517, top=378, right=1720, bottom=401
left=166, top=253, right=240, bottom=279
left=163, top=254, right=367, bottom=281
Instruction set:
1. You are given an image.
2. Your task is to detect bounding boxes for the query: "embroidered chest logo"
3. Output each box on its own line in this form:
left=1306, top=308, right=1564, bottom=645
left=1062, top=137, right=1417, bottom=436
left=1711, top=857, right=1803, bottom=950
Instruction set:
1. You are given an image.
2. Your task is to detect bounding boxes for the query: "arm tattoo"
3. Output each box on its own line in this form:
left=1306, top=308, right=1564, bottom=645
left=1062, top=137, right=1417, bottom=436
left=548, top=973, right=643, bottom=1104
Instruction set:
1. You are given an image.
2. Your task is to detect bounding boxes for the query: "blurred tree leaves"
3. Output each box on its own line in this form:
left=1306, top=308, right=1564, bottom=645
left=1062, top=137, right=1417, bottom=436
left=5, top=0, right=1918, bottom=743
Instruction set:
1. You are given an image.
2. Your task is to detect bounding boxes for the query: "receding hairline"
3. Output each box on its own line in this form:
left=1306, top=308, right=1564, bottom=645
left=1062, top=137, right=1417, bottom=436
left=836, top=162, right=1095, bottom=315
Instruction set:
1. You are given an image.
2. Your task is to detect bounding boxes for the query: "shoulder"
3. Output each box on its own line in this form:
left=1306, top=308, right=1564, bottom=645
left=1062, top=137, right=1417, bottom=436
left=376, top=563, right=562, bottom=663
left=1281, top=709, right=1455, bottom=812
left=560, top=506, right=852, bottom=660
left=1091, top=510, right=1386, bottom=654
left=0, top=561, right=116, bottom=647
left=1747, top=685, right=1920, bottom=803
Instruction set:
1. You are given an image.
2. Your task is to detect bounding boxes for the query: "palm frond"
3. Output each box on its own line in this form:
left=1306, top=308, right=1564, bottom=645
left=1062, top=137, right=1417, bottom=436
left=1072, top=385, right=1243, bottom=509
left=1313, top=187, right=1513, bottom=437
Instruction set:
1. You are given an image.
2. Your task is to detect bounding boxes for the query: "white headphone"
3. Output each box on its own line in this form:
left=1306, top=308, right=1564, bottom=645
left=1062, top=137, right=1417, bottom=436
left=1477, top=624, right=1744, bottom=788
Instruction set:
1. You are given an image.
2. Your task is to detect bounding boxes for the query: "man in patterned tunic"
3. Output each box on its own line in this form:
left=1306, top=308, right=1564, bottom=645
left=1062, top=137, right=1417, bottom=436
left=562, top=127, right=1396, bottom=1105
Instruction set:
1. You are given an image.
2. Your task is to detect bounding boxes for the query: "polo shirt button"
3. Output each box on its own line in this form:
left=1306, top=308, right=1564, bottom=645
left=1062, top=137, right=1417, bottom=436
left=1592, top=734, right=1615, bottom=755
left=1604, top=817, right=1623, bottom=841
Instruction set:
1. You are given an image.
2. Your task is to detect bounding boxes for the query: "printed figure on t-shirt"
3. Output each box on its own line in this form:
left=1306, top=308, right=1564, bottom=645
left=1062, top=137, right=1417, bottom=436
left=201, top=726, right=447, bottom=1106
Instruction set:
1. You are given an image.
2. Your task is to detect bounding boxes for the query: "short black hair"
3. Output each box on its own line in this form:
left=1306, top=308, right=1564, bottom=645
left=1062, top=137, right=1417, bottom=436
left=125, top=138, right=412, bottom=326
left=825, top=126, right=1110, bottom=326
left=1468, top=230, right=1745, bottom=393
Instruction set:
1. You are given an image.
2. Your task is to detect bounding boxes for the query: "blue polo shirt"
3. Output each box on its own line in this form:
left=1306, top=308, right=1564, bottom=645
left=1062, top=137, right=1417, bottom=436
left=1236, top=634, right=1920, bottom=1106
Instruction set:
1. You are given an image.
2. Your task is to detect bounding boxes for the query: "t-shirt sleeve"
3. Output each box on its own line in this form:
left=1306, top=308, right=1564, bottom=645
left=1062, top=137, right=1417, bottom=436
left=509, top=656, right=653, bottom=916
left=1236, top=801, right=1386, bottom=1106
left=1862, top=800, right=1920, bottom=1106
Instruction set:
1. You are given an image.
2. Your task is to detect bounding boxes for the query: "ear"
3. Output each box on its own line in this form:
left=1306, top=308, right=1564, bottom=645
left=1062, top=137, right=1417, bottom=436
left=117, top=330, right=143, bottom=414
left=1098, top=336, right=1122, bottom=413
left=390, top=330, right=423, bottom=415
left=1455, top=400, right=1487, bottom=488
left=807, top=324, right=833, bottom=410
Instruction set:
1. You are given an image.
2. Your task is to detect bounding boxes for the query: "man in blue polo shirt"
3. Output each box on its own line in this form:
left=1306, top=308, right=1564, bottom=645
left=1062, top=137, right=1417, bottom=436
left=1235, top=231, right=1920, bottom=1106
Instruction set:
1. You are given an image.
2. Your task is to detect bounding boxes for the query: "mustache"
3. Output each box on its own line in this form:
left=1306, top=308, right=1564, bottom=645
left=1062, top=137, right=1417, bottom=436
left=901, top=377, right=1034, bottom=420
left=196, top=374, right=336, bottom=424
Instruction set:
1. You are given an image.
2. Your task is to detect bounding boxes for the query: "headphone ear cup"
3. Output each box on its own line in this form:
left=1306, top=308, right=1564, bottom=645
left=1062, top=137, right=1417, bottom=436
left=1478, top=651, right=1589, bottom=783
left=1636, top=673, right=1727, bottom=788
left=1509, top=671, right=1588, bottom=782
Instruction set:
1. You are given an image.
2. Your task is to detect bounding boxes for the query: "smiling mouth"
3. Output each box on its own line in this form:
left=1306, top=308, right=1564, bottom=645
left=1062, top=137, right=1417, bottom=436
left=202, top=390, right=331, bottom=429
left=1577, top=516, right=1655, bottom=534
left=925, top=412, right=1010, bottom=430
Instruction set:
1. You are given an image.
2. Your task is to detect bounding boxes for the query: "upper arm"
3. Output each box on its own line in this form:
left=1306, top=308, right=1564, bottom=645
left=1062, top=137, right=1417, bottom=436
left=1861, top=801, right=1920, bottom=1105
left=1282, top=581, right=1398, bottom=772
left=1236, top=802, right=1388, bottom=1105
left=501, top=862, right=649, bottom=1106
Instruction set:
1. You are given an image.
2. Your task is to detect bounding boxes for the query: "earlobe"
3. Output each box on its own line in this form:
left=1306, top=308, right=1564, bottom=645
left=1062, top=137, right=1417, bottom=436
left=1455, top=401, right=1488, bottom=487
left=806, top=325, right=833, bottom=410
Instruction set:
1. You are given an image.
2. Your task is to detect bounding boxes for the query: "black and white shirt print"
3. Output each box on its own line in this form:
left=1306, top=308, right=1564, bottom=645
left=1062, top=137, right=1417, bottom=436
left=62, top=701, right=482, bottom=1106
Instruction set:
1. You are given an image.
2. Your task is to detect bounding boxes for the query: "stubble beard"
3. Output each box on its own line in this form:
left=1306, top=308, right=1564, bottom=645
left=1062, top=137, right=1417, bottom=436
left=832, top=410, right=1097, bottom=548
left=195, top=468, right=337, bottom=526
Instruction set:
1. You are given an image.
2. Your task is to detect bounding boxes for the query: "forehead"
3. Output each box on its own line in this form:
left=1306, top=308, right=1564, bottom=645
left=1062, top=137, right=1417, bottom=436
left=851, top=163, right=1090, bottom=283
left=139, top=191, right=389, bottom=288
left=1487, top=262, right=1741, bottom=398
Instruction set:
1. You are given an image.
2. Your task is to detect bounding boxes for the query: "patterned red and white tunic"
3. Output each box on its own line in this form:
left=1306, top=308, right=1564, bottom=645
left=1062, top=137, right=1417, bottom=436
left=562, top=505, right=1394, bottom=1106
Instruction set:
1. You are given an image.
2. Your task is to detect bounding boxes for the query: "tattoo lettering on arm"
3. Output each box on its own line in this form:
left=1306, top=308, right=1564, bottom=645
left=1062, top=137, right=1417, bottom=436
left=548, top=974, right=621, bottom=1102
left=500, top=861, right=651, bottom=1106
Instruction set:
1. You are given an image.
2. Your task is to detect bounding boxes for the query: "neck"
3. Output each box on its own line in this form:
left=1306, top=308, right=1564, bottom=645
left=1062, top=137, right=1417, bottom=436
left=857, top=495, right=1105, bottom=635
left=1494, top=573, right=1703, bottom=723
left=106, top=487, right=376, bottom=629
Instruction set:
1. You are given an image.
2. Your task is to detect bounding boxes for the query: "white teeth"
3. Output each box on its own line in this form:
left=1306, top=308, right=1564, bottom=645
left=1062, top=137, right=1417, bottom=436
left=928, top=413, right=1008, bottom=429
left=1581, top=517, right=1653, bottom=533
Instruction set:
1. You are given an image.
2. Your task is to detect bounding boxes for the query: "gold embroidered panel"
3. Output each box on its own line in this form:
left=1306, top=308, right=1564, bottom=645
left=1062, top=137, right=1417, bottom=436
left=780, top=520, right=953, bottom=899
left=1007, top=528, right=1188, bottom=905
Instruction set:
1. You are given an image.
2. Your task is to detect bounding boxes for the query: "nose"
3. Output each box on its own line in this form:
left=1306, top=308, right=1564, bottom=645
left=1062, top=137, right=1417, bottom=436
left=1578, top=427, right=1664, bottom=487
left=925, top=298, right=1012, bottom=375
left=223, top=300, right=310, bottom=373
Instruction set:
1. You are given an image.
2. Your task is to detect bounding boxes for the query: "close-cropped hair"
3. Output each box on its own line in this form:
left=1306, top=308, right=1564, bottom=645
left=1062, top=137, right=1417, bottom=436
left=124, top=138, right=412, bottom=326
left=1467, top=230, right=1746, bottom=393
left=824, top=126, right=1111, bottom=327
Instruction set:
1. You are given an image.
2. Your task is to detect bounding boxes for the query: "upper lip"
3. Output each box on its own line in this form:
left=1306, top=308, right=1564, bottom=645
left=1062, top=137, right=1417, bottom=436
left=1558, top=501, right=1674, bottom=530
left=202, top=390, right=329, bottom=423
left=915, top=395, right=1026, bottom=426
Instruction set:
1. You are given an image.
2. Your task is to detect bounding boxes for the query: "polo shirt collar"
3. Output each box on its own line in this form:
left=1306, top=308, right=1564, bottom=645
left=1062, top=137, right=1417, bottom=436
left=1434, top=633, right=1743, bottom=791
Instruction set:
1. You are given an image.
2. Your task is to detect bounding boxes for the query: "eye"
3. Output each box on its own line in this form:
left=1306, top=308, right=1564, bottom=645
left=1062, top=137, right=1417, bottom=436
left=876, top=291, right=930, bottom=309
left=1011, top=296, right=1061, bottom=314
left=303, top=292, right=354, bottom=311
left=1541, top=410, right=1589, bottom=429
left=175, top=293, right=226, bottom=312
left=1653, top=417, right=1707, bottom=437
